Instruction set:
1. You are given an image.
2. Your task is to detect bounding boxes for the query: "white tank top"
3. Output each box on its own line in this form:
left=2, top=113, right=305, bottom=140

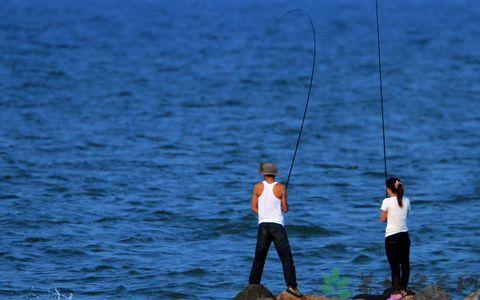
left=258, top=181, right=284, bottom=226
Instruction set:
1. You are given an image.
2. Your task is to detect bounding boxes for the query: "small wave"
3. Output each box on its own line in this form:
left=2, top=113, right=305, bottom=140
left=86, top=243, right=104, bottom=253
left=2, top=254, right=34, bottom=262
left=143, top=210, right=175, bottom=221
left=330, top=181, right=350, bottom=187
left=180, top=101, right=215, bottom=108
left=47, top=175, right=69, bottom=182
left=0, top=288, right=73, bottom=299
left=361, top=171, right=386, bottom=178
left=20, top=81, right=50, bottom=89
left=47, top=70, right=69, bottom=78
left=95, top=216, right=124, bottom=223
left=322, top=243, right=347, bottom=252
left=351, top=254, right=372, bottom=264
left=159, top=144, right=178, bottom=150
left=314, top=163, right=359, bottom=170
left=80, top=275, right=108, bottom=283
left=417, top=225, right=433, bottom=233
left=46, top=185, right=69, bottom=193
left=445, top=195, right=478, bottom=204
left=119, top=234, right=154, bottom=244
left=49, top=288, right=74, bottom=299
left=353, top=204, right=376, bottom=208
left=170, top=268, right=209, bottom=277
left=88, top=15, right=109, bottom=23
left=55, top=43, right=78, bottom=49
left=80, top=264, right=116, bottom=272
left=240, top=78, right=259, bottom=85
left=84, top=188, right=107, bottom=196
left=85, top=141, right=105, bottom=148
left=153, top=209, right=174, bottom=215
left=157, top=66, right=181, bottom=72
left=24, top=236, right=49, bottom=243
left=431, top=250, right=445, bottom=256
left=360, top=244, right=383, bottom=254
left=117, top=91, right=133, bottom=97
left=287, top=224, right=340, bottom=238
left=149, top=290, right=191, bottom=299
left=0, top=194, right=20, bottom=200
left=273, top=78, right=289, bottom=86
left=44, top=248, right=87, bottom=257
left=221, top=98, right=243, bottom=106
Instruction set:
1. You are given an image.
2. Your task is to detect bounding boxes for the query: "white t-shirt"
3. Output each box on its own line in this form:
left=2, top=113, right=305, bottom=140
left=381, top=196, right=410, bottom=237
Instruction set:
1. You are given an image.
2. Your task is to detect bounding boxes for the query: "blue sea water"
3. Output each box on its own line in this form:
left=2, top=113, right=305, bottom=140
left=0, top=0, right=479, bottom=299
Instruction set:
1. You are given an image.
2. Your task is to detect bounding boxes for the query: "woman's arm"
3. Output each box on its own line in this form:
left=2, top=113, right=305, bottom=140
left=380, top=210, right=388, bottom=223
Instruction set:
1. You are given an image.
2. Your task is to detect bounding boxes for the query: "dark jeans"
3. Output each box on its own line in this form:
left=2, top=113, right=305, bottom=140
left=249, top=222, right=297, bottom=288
left=385, top=231, right=411, bottom=292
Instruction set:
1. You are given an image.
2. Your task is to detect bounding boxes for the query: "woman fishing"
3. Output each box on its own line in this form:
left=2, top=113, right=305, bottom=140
left=380, top=177, right=411, bottom=300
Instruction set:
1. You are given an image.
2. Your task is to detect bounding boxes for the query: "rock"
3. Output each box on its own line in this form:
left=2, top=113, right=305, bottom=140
left=234, top=285, right=329, bottom=300
left=352, top=288, right=415, bottom=300
left=414, top=285, right=450, bottom=300
left=352, top=287, right=395, bottom=300
left=465, top=290, right=480, bottom=300
left=275, top=291, right=329, bottom=300
left=351, top=294, right=384, bottom=300
left=234, top=284, right=275, bottom=300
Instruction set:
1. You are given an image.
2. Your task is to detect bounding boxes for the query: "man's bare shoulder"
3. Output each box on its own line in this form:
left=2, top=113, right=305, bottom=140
left=273, top=182, right=285, bottom=195
left=254, top=182, right=264, bottom=191
left=254, top=182, right=263, bottom=188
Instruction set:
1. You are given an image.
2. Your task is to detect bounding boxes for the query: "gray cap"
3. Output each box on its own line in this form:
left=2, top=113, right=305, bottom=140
left=259, top=162, right=278, bottom=176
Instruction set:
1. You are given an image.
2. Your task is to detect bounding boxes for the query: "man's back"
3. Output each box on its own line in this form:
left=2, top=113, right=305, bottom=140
left=257, top=181, right=284, bottom=226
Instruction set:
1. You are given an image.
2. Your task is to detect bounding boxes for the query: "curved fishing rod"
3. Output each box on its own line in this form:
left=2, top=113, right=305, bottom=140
left=375, top=0, right=388, bottom=195
left=268, top=9, right=316, bottom=190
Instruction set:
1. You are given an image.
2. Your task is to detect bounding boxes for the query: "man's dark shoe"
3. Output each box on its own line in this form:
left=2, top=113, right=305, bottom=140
left=286, top=286, right=303, bottom=298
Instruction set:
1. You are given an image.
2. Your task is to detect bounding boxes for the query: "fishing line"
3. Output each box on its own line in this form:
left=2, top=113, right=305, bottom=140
left=268, top=9, right=316, bottom=190
left=375, top=0, right=388, bottom=194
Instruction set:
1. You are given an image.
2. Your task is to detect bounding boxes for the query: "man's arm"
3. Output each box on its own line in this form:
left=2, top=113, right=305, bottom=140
left=280, top=184, right=288, bottom=213
left=251, top=183, right=260, bottom=214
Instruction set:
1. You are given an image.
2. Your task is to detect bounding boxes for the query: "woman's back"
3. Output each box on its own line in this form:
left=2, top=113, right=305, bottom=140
left=381, top=196, right=411, bottom=237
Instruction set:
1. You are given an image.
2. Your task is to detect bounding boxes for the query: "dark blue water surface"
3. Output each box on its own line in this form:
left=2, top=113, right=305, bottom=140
left=1, top=0, right=479, bottom=299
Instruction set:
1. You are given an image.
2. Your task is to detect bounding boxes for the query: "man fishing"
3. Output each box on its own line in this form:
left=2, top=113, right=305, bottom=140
left=248, top=162, right=303, bottom=298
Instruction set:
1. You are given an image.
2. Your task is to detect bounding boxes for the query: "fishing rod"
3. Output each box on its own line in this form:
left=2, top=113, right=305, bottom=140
left=268, top=9, right=316, bottom=191
left=375, top=0, right=389, bottom=196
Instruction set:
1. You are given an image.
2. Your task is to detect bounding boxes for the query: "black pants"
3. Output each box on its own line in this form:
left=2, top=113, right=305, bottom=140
left=249, top=222, right=297, bottom=288
left=385, top=232, right=411, bottom=292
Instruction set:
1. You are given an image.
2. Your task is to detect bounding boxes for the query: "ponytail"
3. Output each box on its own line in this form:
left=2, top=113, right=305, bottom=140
left=396, top=183, right=404, bottom=207
left=386, top=177, right=405, bottom=207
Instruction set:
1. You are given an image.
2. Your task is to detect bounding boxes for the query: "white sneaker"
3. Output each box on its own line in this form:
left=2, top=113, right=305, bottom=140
left=286, top=286, right=303, bottom=298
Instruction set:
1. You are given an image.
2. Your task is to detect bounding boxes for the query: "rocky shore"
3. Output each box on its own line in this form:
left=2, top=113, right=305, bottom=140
left=234, top=284, right=480, bottom=300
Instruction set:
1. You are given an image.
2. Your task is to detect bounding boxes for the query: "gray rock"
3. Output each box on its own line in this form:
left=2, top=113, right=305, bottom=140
left=414, top=285, right=450, bottom=300
left=465, top=290, right=480, bottom=300
left=351, top=294, right=384, bottom=300
left=352, top=287, right=414, bottom=299
left=234, top=284, right=275, bottom=300
left=276, top=291, right=329, bottom=300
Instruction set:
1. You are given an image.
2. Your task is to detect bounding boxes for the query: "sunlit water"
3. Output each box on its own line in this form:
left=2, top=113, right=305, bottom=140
left=1, top=0, right=479, bottom=299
